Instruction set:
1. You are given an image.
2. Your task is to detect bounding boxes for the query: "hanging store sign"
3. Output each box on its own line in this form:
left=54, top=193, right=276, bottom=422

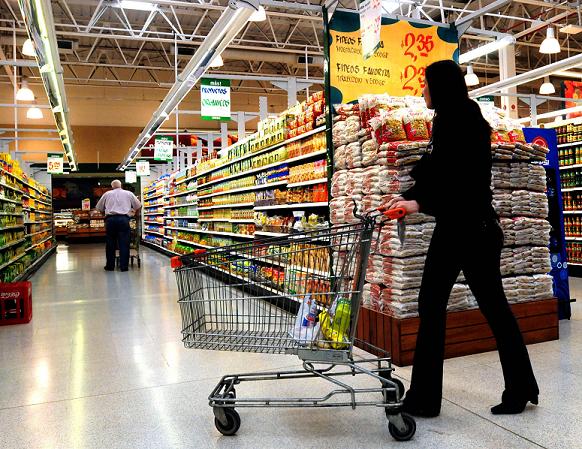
left=47, top=153, right=63, bottom=174
left=154, top=136, right=174, bottom=161
left=125, top=170, right=137, bottom=183
left=200, top=78, right=231, bottom=121
left=327, top=11, right=458, bottom=104
left=359, top=0, right=383, bottom=59
left=136, top=160, right=150, bottom=177
left=477, top=95, right=495, bottom=107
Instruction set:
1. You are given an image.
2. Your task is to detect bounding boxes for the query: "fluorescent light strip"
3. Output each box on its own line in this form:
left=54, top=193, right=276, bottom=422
left=459, top=35, right=515, bottom=64
left=518, top=105, right=582, bottom=124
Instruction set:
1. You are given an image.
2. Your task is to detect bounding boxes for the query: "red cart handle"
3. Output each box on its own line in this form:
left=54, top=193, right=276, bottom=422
left=377, top=206, right=406, bottom=220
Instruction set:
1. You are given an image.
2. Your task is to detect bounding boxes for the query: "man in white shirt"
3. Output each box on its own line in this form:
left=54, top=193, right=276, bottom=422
left=95, top=180, right=141, bottom=272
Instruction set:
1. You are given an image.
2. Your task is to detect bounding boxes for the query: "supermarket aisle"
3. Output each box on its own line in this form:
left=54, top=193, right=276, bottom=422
left=0, top=243, right=580, bottom=449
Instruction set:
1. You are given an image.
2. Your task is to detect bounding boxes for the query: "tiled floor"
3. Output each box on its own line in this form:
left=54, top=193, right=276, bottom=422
left=0, top=243, right=580, bottom=448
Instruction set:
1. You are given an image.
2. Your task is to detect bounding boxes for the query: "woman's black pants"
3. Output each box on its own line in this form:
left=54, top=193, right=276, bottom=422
left=408, top=219, right=539, bottom=411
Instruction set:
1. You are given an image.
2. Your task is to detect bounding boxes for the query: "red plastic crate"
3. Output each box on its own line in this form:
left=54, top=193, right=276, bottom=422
left=0, top=282, right=32, bottom=325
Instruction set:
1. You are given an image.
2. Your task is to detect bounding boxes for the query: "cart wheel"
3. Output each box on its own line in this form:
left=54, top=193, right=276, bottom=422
left=388, top=413, right=416, bottom=442
left=214, top=408, right=241, bottom=436
left=380, top=370, right=405, bottom=401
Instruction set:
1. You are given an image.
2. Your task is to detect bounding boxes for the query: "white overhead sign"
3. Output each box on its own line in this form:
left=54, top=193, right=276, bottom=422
left=136, top=160, right=150, bottom=177
left=201, top=78, right=231, bottom=121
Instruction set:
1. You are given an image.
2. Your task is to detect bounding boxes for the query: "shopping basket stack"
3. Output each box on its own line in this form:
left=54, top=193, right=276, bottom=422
left=171, top=207, right=416, bottom=441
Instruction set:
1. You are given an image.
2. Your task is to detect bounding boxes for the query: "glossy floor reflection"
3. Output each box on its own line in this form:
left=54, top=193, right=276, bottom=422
left=0, top=243, right=579, bottom=448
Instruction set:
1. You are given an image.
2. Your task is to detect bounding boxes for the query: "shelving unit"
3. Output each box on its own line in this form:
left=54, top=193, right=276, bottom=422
left=0, top=159, right=56, bottom=282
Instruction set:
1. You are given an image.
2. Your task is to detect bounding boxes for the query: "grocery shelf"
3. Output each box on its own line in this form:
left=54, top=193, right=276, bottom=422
left=286, top=178, right=328, bottom=188
left=558, top=142, right=582, bottom=148
left=0, top=237, right=26, bottom=251
left=144, top=220, right=163, bottom=225
left=175, top=173, right=197, bottom=186
left=13, top=246, right=56, bottom=281
left=563, top=211, right=582, bottom=214
left=562, top=187, right=582, bottom=192
left=27, top=236, right=53, bottom=250
left=566, top=236, right=582, bottom=241
left=33, top=198, right=52, bottom=206
left=0, top=224, right=25, bottom=231
left=0, top=167, right=50, bottom=198
left=178, top=227, right=255, bottom=239
left=569, top=261, right=582, bottom=266
left=145, top=203, right=165, bottom=208
left=144, top=212, right=165, bottom=216
left=198, top=218, right=254, bottom=223
left=0, top=212, right=23, bottom=217
left=164, top=202, right=197, bottom=209
left=144, top=192, right=164, bottom=201
left=559, top=164, right=582, bottom=170
left=254, top=202, right=328, bottom=211
left=0, top=182, right=23, bottom=194
left=144, top=229, right=165, bottom=236
left=26, top=208, right=52, bottom=215
left=199, top=149, right=327, bottom=189
left=194, top=125, right=327, bottom=181
left=165, top=215, right=198, bottom=220
left=198, top=180, right=288, bottom=199
left=25, top=220, right=52, bottom=224
left=254, top=230, right=289, bottom=237
left=142, top=240, right=179, bottom=256
left=166, top=190, right=197, bottom=198
left=0, top=251, right=26, bottom=271
left=198, top=202, right=254, bottom=211
left=175, top=238, right=212, bottom=249
left=27, top=229, right=51, bottom=238
left=0, top=197, right=21, bottom=204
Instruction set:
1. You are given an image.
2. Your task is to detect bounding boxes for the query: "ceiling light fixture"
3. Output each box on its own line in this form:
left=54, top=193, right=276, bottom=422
left=518, top=105, right=582, bottom=124
left=118, top=1, right=156, bottom=11
left=540, top=27, right=561, bottom=54
left=210, top=55, right=224, bottom=68
left=539, top=76, right=556, bottom=95
left=26, top=102, right=43, bottom=119
left=249, top=5, right=266, bottom=22
left=458, top=35, right=515, bottom=64
left=464, top=65, right=480, bottom=87
left=22, top=38, right=35, bottom=57
left=560, top=24, right=582, bottom=35
left=16, top=78, right=35, bottom=102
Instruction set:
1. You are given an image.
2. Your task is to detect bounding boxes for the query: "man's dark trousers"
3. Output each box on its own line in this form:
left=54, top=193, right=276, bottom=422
left=105, top=215, right=130, bottom=270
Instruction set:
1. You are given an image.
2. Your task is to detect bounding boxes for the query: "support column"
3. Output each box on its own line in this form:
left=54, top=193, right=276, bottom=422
left=287, top=76, right=297, bottom=107
left=220, top=122, right=229, bottom=150
left=179, top=150, right=186, bottom=171
left=207, top=133, right=214, bottom=156
left=499, top=45, right=518, bottom=119
left=187, top=148, right=193, bottom=167
left=237, top=111, right=246, bottom=139
left=196, top=140, right=203, bottom=161
left=259, top=97, right=268, bottom=121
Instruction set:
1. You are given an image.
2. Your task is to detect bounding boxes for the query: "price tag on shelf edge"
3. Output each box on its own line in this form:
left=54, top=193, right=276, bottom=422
left=125, top=170, right=137, bottom=183
left=47, top=153, right=64, bottom=174
left=154, top=136, right=174, bottom=161
left=136, top=160, right=150, bottom=177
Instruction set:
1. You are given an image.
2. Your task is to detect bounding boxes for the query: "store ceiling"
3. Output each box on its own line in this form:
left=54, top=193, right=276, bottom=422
left=0, top=1, right=581, bottom=96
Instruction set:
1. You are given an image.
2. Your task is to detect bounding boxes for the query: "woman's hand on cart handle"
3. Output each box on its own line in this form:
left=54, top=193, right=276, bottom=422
left=384, top=196, right=404, bottom=210
left=383, top=200, right=419, bottom=216
left=377, top=206, right=407, bottom=220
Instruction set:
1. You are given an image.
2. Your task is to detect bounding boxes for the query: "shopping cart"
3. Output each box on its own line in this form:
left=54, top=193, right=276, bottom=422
left=116, top=216, right=141, bottom=268
left=170, top=207, right=416, bottom=441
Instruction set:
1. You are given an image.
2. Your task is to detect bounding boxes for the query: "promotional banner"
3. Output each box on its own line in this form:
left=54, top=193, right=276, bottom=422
left=562, top=80, right=582, bottom=119
left=523, top=127, right=571, bottom=319
left=136, top=160, right=150, bottom=177
left=47, top=153, right=63, bottom=174
left=359, top=0, right=382, bottom=59
left=201, top=78, right=231, bottom=121
left=328, top=10, right=458, bottom=104
left=125, top=170, right=137, bottom=183
left=154, top=136, right=174, bottom=161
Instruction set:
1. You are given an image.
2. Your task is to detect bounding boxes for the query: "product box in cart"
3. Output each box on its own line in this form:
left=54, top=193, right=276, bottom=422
left=0, top=282, right=32, bottom=325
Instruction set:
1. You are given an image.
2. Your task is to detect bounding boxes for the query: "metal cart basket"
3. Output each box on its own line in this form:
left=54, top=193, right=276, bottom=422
left=171, top=211, right=415, bottom=441
left=116, top=216, right=141, bottom=268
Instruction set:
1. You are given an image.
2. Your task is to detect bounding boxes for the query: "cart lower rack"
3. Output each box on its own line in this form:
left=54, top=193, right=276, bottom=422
left=171, top=211, right=416, bottom=441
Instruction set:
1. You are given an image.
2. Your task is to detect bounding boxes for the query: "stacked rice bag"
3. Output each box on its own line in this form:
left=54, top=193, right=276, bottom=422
left=333, top=95, right=554, bottom=320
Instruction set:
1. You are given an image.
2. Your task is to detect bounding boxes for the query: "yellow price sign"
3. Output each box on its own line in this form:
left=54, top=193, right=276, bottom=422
left=328, top=11, right=458, bottom=104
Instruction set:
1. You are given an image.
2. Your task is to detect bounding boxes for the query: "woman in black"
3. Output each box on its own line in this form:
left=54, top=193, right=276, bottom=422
left=387, top=60, right=539, bottom=417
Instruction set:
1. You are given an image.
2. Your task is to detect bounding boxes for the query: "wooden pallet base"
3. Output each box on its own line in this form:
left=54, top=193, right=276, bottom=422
left=355, top=298, right=559, bottom=366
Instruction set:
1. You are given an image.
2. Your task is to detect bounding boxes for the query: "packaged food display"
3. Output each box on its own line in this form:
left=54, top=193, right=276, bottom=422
left=331, top=95, right=552, bottom=318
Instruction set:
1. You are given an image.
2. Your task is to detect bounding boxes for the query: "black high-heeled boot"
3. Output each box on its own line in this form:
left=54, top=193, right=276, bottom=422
left=402, top=392, right=441, bottom=418
left=491, top=390, right=539, bottom=415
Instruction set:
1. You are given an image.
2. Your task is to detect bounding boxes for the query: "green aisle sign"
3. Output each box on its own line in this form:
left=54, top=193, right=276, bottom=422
left=201, top=78, right=231, bottom=121
left=154, top=136, right=174, bottom=161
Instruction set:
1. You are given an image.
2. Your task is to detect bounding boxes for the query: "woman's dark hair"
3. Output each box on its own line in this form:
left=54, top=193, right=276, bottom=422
left=425, top=59, right=491, bottom=133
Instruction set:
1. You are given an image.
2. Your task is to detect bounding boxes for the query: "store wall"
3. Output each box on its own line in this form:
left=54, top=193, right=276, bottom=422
left=0, top=81, right=289, bottom=164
